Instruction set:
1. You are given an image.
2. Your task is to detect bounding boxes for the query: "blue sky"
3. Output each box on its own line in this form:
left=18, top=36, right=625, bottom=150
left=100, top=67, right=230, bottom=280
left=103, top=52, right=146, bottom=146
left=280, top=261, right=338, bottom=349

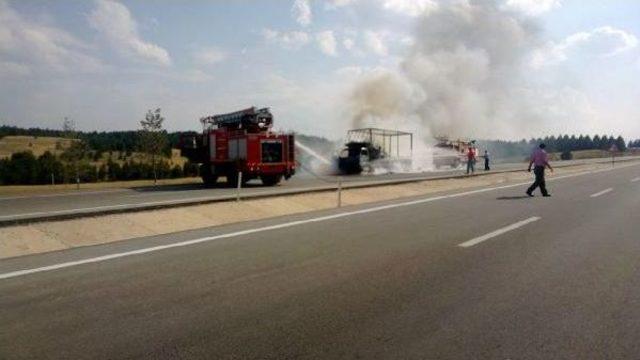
left=0, top=0, right=639, bottom=140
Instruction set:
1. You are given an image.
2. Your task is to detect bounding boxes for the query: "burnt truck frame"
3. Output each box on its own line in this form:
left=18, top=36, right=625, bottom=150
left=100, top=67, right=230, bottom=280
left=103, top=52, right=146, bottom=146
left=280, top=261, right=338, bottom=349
left=432, top=137, right=473, bottom=169
left=337, top=128, right=413, bottom=175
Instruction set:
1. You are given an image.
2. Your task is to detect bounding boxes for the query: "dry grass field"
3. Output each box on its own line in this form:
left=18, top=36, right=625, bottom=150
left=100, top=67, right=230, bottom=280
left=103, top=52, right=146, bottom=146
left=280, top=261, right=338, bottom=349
left=0, top=135, right=188, bottom=166
left=0, top=136, right=74, bottom=159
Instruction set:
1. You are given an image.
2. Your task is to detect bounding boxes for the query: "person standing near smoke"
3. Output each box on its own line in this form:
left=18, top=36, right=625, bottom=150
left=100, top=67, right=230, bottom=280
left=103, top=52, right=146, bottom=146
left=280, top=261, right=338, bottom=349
left=484, top=150, right=490, bottom=171
left=466, top=146, right=476, bottom=175
left=527, top=143, right=553, bottom=197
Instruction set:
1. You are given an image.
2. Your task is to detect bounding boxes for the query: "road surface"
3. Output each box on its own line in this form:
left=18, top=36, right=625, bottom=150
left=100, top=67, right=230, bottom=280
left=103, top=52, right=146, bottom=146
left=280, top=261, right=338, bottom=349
left=0, top=156, right=633, bottom=224
left=1, top=162, right=640, bottom=359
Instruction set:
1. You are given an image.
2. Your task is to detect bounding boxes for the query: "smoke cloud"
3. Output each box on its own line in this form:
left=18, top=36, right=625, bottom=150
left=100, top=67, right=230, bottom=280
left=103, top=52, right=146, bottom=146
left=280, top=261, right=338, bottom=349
left=349, top=0, right=545, bottom=141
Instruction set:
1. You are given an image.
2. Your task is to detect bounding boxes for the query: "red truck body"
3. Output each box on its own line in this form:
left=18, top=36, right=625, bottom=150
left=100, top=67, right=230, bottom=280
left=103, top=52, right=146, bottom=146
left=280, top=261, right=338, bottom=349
left=181, top=107, right=295, bottom=186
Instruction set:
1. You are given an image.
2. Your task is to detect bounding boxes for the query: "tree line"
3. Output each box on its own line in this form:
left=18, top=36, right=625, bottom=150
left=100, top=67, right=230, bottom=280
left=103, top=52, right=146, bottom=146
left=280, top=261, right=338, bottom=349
left=477, top=134, right=631, bottom=161
left=0, top=151, right=200, bottom=185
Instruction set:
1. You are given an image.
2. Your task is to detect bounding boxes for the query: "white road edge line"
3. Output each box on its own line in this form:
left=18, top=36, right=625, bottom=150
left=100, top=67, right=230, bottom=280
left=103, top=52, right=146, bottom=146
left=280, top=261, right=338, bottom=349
left=0, top=163, right=636, bottom=280
left=0, top=181, right=533, bottom=281
left=458, top=217, right=541, bottom=248
left=631, top=177, right=640, bottom=183
left=590, top=188, right=613, bottom=198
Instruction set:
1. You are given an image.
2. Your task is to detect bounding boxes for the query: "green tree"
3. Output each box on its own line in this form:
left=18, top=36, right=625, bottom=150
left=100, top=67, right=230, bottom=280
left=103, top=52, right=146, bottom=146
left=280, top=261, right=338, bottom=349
left=614, top=136, right=627, bottom=152
left=5, top=151, right=39, bottom=184
left=107, top=160, right=122, bottom=180
left=170, top=165, right=183, bottom=178
left=60, top=118, right=89, bottom=189
left=139, top=108, right=168, bottom=185
left=37, top=151, right=64, bottom=184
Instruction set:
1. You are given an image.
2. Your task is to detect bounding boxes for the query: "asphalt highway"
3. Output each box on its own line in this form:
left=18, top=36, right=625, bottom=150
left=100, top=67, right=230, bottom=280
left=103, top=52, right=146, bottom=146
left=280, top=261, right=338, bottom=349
left=0, top=156, right=634, bottom=224
left=1, top=161, right=640, bottom=359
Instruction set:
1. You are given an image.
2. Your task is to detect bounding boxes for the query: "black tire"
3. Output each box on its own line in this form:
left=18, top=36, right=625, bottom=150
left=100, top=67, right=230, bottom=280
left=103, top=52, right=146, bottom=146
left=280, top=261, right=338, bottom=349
left=200, top=165, right=218, bottom=187
left=261, top=174, right=282, bottom=186
left=226, top=172, right=239, bottom=187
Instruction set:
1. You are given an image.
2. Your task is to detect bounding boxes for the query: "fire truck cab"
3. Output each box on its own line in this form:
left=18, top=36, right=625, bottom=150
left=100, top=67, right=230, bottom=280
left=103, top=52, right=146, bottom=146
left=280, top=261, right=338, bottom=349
left=181, top=107, right=296, bottom=187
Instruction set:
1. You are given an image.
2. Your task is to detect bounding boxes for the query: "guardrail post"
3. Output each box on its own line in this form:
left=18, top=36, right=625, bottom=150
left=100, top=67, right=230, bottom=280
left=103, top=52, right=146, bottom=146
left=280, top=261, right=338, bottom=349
left=236, top=171, right=242, bottom=202
left=337, top=177, right=342, bottom=208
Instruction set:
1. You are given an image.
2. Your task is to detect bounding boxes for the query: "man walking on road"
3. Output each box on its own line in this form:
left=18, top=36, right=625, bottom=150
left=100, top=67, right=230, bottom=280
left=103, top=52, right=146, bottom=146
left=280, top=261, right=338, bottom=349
left=527, top=143, right=553, bottom=197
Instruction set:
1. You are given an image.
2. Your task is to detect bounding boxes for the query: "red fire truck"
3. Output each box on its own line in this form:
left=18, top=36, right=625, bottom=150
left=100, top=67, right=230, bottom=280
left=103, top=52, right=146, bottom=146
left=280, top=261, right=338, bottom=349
left=181, top=107, right=296, bottom=186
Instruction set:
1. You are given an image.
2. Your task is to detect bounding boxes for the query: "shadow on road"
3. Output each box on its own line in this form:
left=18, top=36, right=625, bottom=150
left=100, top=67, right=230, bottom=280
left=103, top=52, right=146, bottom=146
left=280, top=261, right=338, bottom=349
left=496, top=196, right=531, bottom=200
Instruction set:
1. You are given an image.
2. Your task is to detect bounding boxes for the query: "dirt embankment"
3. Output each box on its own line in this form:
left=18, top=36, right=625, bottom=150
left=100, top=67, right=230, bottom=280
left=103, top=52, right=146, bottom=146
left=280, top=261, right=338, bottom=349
left=0, top=164, right=609, bottom=260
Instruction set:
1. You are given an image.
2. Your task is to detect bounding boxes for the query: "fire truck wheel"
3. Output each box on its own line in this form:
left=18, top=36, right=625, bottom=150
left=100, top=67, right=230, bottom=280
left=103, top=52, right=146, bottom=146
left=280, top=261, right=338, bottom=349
left=225, top=172, right=239, bottom=187
left=202, top=173, right=218, bottom=187
left=261, top=175, right=282, bottom=186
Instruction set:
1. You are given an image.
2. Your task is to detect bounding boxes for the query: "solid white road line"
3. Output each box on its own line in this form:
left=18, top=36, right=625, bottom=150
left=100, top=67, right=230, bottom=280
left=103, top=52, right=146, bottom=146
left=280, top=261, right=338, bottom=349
left=590, top=188, right=613, bottom=198
left=457, top=217, right=541, bottom=248
left=0, top=162, right=637, bottom=280
left=631, top=177, right=640, bottom=183
left=0, top=181, right=537, bottom=281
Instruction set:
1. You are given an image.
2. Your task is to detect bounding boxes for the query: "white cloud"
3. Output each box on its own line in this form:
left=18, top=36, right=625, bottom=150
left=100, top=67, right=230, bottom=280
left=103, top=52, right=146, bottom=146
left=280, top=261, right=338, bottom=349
left=343, top=37, right=355, bottom=51
left=263, top=28, right=310, bottom=49
left=0, top=60, right=31, bottom=77
left=325, top=0, right=357, bottom=10
left=175, top=69, right=215, bottom=83
left=88, top=0, right=171, bottom=66
left=382, top=0, right=438, bottom=17
left=292, top=0, right=312, bottom=27
left=504, top=0, right=561, bottom=16
left=0, top=0, right=103, bottom=76
left=400, top=35, right=415, bottom=47
left=532, top=26, right=638, bottom=68
left=192, top=47, right=228, bottom=65
left=364, top=31, right=388, bottom=56
left=316, top=31, right=338, bottom=56
left=334, top=66, right=364, bottom=78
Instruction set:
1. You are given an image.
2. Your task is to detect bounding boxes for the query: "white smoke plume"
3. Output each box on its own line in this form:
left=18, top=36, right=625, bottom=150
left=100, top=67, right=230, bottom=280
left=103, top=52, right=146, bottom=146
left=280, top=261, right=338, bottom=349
left=349, top=0, right=544, bottom=142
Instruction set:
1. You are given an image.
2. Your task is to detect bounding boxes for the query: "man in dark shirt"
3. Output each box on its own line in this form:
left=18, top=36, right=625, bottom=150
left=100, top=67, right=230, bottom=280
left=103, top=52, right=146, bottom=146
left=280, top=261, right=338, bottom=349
left=483, top=150, right=490, bottom=171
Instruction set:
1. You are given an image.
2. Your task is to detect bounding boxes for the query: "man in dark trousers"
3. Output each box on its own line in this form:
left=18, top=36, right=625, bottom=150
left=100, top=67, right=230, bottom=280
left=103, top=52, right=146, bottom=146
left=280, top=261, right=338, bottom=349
left=483, top=150, right=490, bottom=171
left=527, top=143, right=553, bottom=197
left=466, top=146, right=476, bottom=174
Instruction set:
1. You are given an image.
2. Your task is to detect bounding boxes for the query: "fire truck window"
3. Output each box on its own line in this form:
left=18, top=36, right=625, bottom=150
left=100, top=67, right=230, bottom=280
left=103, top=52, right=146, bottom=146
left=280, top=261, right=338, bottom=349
left=262, top=142, right=283, bottom=163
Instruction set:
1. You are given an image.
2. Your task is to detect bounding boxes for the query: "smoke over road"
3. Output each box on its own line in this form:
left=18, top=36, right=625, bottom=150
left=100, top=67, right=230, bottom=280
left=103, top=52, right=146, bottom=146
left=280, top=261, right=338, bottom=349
left=349, top=0, right=543, bottom=142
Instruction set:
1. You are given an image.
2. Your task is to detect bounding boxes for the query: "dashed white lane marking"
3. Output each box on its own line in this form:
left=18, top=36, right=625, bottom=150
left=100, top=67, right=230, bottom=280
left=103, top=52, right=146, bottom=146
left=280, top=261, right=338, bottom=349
left=631, top=177, right=640, bottom=183
left=457, top=217, right=541, bottom=248
left=590, top=188, right=613, bottom=198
